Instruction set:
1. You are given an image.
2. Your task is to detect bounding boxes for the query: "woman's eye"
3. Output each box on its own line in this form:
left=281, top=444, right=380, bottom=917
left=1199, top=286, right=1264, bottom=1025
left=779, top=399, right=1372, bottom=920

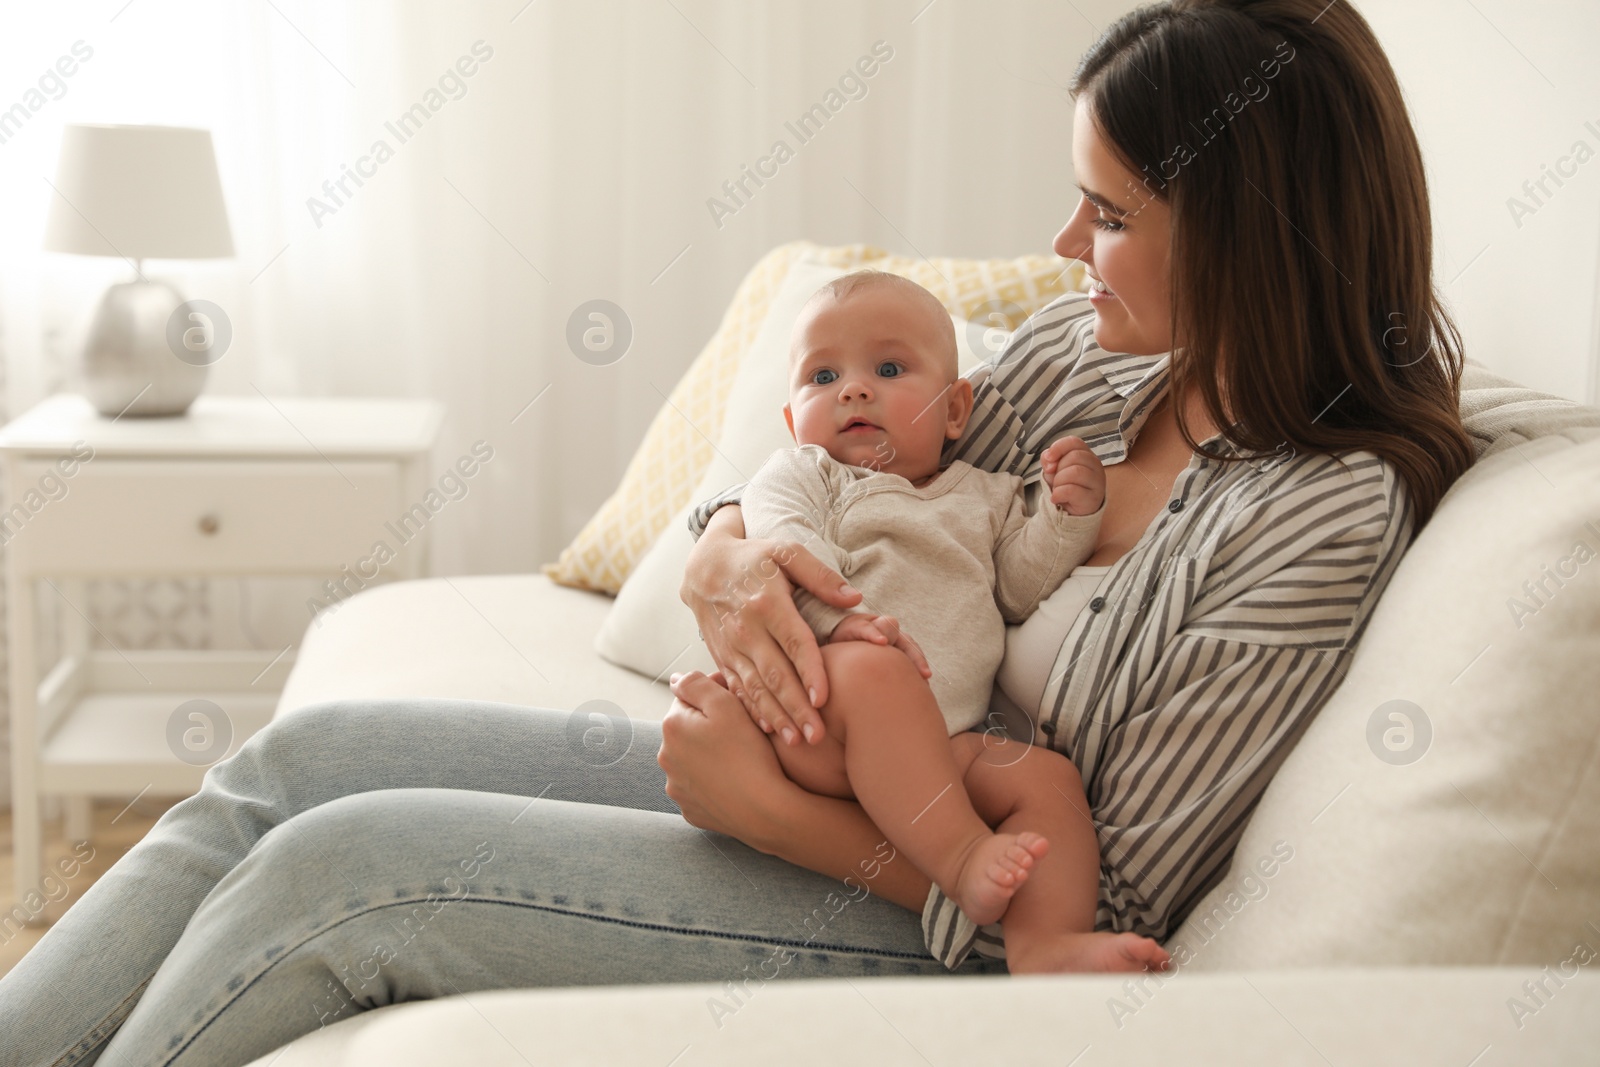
left=1091, top=217, right=1124, bottom=232
left=876, top=361, right=902, bottom=378
left=811, top=368, right=837, bottom=385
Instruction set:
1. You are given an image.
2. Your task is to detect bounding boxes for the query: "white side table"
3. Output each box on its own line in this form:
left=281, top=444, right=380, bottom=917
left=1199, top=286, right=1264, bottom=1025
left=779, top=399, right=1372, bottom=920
left=1, top=393, right=444, bottom=908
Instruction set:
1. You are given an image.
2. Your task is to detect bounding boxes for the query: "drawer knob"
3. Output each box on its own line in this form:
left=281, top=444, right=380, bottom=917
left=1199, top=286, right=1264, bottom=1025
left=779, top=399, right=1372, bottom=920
left=198, top=513, right=220, bottom=535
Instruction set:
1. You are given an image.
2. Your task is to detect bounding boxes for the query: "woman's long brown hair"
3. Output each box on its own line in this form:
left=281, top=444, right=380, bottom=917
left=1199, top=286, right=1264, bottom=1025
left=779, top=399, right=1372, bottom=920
left=1071, top=0, right=1475, bottom=529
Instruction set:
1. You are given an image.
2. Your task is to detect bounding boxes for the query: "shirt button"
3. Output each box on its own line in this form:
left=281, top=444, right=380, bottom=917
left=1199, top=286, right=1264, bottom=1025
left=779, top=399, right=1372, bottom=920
left=1040, top=721, right=1057, bottom=735
left=1168, top=498, right=1184, bottom=513
left=1089, top=596, right=1105, bottom=612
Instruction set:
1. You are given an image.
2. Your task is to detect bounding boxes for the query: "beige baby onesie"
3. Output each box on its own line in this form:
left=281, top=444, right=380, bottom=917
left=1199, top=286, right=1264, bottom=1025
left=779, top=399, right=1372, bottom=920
left=741, top=443, right=1103, bottom=734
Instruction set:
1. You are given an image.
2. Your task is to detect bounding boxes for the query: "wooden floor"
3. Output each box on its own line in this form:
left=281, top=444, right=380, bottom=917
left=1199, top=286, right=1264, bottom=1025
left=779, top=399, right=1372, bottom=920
left=0, top=797, right=177, bottom=978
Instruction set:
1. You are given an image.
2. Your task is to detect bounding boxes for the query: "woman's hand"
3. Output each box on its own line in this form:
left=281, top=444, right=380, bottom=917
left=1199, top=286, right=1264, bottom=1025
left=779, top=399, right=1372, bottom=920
left=681, top=505, right=862, bottom=745
left=658, top=668, right=936, bottom=912
left=658, top=669, right=797, bottom=846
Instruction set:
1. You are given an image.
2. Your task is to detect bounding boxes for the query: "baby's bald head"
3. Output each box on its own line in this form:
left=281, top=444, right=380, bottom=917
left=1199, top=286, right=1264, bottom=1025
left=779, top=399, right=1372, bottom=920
left=792, top=270, right=958, bottom=380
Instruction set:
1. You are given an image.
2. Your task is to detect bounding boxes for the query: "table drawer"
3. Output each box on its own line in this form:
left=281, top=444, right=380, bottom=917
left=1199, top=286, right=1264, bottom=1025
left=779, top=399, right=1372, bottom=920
left=6, top=458, right=407, bottom=575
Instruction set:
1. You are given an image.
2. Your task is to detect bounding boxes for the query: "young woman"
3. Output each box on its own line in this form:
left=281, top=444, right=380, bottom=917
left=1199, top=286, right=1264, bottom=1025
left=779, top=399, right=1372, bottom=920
left=669, top=0, right=1475, bottom=972
left=0, top=2, right=1474, bottom=1063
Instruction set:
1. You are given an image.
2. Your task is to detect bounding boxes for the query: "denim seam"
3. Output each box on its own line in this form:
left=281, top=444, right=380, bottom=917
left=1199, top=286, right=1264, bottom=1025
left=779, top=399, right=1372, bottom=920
left=160, top=893, right=940, bottom=1064
left=488, top=896, right=935, bottom=959
left=50, top=972, right=154, bottom=1067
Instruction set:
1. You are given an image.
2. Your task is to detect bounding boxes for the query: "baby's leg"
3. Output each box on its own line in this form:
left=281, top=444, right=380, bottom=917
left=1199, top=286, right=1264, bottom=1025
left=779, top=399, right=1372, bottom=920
left=958, top=733, right=1170, bottom=974
left=802, top=641, right=1047, bottom=925
left=769, top=713, right=852, bottom=799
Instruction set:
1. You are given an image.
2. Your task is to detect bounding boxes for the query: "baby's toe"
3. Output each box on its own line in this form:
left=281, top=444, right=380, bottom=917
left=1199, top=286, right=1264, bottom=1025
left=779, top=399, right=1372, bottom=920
left=1015, top=831, right=1050, bottom=861
left=998, top=845, right=1032, bottom=874
left=1119, top=934, right=1170, bottom=968
left=986, top=860, right=1020, bottom=886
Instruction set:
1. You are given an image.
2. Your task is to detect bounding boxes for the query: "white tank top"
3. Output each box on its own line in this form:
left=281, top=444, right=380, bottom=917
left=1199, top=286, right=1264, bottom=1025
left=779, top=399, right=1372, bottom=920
left=996, top=563, right=1115, bottom=719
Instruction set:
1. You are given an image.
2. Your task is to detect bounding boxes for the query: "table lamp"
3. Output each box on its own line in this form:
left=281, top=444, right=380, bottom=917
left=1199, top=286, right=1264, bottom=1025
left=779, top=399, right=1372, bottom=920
left=43, top=124, right=234, bottom=417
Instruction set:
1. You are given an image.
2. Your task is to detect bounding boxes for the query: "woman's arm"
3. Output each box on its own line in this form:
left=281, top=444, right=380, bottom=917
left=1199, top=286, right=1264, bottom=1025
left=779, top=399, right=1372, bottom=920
left=759, top=780, right=932, bottom=912
left=658, top=669, right=932, bottom=911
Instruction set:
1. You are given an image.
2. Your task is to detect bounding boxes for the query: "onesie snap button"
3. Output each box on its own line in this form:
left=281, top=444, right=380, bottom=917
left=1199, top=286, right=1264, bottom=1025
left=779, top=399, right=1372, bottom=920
left=1168, top=498, right=1184, bottom=513
left=1089, top=596, right=1105, bottom=612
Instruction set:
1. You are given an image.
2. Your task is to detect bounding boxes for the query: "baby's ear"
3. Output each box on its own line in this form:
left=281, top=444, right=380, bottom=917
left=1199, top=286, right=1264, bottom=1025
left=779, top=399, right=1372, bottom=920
left=945, top=377, right=975, bottom=439
left=783, top=403, right=797, bottom=441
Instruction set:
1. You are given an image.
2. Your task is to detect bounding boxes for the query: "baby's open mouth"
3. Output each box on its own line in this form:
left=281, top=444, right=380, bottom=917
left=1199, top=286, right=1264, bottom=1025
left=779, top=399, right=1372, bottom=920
left=841, top=417, right=881, bottom=432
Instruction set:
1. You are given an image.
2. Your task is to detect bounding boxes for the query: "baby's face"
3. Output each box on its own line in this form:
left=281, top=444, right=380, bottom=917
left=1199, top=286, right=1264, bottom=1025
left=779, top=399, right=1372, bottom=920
left=784, top=284, right=971, bottom=482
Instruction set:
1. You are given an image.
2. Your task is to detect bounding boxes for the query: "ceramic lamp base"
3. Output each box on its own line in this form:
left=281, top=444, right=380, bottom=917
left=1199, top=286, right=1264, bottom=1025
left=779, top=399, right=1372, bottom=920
left=80, top=279, right=209, bottom=417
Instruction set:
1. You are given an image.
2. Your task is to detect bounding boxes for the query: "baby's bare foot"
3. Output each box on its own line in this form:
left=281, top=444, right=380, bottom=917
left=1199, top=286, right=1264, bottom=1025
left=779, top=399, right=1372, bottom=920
left=955, top=831, right=1050, bottom=926
left=1006, top=931, right=1171, bottom=975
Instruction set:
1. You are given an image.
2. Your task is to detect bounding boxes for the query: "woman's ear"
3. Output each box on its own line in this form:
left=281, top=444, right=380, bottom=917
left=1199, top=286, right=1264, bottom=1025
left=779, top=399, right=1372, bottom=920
left=944, top=377, right=975, bottom=439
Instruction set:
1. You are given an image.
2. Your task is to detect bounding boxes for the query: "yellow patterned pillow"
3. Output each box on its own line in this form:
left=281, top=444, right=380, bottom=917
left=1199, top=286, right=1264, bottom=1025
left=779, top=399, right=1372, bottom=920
left=541, top=240, right=1087, bottom=594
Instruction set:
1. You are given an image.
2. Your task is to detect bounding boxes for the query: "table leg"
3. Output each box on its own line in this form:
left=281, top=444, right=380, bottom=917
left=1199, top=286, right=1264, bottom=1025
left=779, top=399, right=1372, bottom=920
left=9, top=571, right=42, bottom=911
left=64, top=796, right=92, bottom=843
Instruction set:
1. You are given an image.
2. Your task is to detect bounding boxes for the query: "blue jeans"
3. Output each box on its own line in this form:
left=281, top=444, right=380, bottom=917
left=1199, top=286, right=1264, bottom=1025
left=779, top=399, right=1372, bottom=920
left=0, top=698, right=1004, bottom=1066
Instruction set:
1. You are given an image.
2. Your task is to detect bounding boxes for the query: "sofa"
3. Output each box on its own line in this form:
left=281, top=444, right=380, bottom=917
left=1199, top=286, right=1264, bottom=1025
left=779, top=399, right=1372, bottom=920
left=255, top=244, right=1600, bottom=1062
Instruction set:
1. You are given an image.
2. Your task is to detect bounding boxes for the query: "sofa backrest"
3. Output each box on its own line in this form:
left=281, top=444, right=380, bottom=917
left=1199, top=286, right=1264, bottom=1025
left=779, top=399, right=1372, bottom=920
left=1460, top=357, right=1600, bottom=459
left=1171, top=362, right=1600, bottom=969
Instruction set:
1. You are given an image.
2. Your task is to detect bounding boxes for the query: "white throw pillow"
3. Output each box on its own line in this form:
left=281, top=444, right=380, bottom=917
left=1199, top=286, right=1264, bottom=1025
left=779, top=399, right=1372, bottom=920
left=594, top=254, right=987, bottom=682
left=1170, top=431, right=1600, bottom=969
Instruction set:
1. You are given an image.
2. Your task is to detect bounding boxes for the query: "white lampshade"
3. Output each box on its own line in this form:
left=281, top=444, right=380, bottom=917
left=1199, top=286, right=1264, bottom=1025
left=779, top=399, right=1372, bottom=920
left=43, top=124, right=233, bottom=260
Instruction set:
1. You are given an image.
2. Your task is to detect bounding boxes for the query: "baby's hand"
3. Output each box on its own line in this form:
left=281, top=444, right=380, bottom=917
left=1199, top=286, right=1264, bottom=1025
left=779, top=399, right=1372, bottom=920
left=1041, top=436, right=1106, bottom=517
left=827, top=613, right=933, bottom=679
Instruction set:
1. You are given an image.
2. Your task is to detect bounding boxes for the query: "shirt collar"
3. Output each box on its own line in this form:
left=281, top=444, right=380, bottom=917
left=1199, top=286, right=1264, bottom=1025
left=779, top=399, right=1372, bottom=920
left=1103, top=349, right=1248, bottom=461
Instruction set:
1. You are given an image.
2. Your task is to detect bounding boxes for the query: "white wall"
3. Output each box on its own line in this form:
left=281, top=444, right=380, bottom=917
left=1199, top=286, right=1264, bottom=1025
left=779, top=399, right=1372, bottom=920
left=1363, top=0, right=1600, bottom=405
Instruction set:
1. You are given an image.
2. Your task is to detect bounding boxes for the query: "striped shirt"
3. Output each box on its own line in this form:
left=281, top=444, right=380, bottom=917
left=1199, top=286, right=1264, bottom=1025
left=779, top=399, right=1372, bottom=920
left=687, top=290, right=1416, bottom=970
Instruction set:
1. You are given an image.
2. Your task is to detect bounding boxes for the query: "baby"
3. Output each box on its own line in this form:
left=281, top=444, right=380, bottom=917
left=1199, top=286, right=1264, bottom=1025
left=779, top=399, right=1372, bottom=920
left=736, top=270, right=1170, bottom=973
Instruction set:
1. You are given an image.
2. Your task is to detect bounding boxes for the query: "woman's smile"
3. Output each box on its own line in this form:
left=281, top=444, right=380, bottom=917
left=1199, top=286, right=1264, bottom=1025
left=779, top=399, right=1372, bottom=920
left=1087, top=274, right=1118, bottom=304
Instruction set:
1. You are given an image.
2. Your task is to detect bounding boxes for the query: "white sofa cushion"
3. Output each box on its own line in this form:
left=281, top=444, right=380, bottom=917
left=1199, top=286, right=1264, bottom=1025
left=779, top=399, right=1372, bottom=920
left=1173, top=429, right=1600, bottom=968
left=275, top=575, right=671, bottom=721
left=246, top=968, right=1600, bottom=1066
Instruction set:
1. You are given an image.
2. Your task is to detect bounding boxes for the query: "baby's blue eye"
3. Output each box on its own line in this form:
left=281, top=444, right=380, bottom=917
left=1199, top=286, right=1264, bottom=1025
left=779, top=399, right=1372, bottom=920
left=811, top=368, right=838, bottom=385
left=877, top=361, right=901, bottom=378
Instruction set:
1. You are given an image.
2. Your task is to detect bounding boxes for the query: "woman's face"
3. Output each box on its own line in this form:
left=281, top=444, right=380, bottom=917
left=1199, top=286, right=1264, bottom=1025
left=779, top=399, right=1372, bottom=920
left=1054, top=96, right=1173, bottom=357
